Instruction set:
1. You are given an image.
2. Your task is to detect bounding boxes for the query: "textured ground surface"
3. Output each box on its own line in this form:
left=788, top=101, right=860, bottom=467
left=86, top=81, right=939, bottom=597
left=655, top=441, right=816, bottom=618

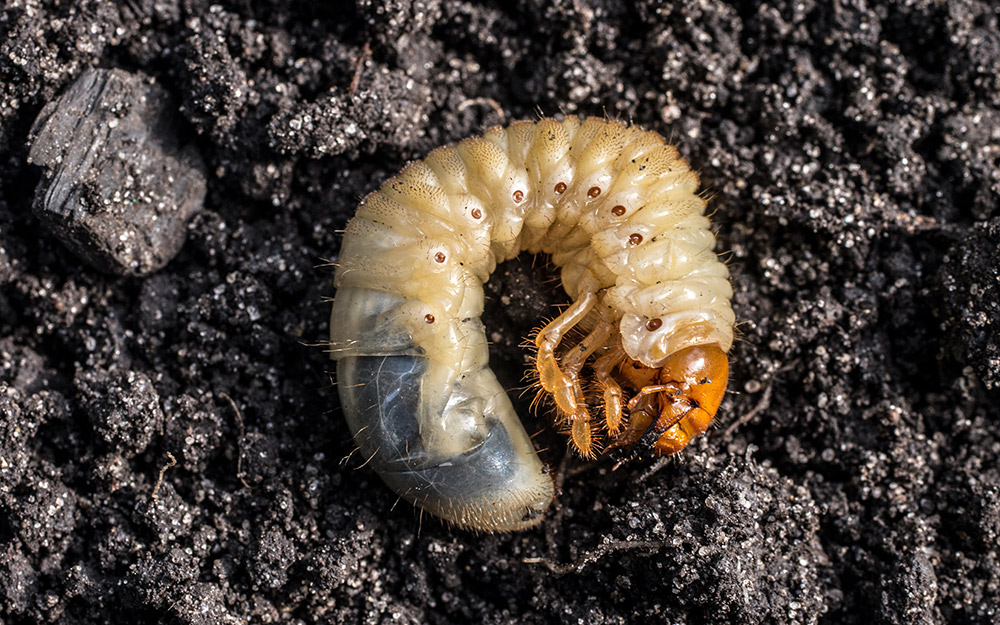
left=2, top=1, right=999, bottom=623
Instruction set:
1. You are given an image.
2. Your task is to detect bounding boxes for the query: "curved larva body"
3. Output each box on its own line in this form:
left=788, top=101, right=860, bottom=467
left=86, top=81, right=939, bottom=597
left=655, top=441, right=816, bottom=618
left=331, top=117, right=735, bottom=531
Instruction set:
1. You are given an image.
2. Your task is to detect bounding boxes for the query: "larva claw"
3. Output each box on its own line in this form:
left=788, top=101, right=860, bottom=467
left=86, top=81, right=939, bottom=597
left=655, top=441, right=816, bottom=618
left=593, top=344, right=627, bottom=434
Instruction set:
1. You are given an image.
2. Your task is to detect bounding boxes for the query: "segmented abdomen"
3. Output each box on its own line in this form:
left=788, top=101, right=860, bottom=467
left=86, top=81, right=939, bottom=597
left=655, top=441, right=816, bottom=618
left=330, top=116, right=734, bottom=531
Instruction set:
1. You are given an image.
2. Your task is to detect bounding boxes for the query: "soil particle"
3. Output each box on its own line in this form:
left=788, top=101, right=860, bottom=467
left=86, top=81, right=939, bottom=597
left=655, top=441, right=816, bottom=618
left=938, top=218, right=1000, bottom=390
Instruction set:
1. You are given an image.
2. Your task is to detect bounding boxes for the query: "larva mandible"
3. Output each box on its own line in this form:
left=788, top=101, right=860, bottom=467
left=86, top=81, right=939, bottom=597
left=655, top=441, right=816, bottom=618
left=330, top=116, right=735, bottom=532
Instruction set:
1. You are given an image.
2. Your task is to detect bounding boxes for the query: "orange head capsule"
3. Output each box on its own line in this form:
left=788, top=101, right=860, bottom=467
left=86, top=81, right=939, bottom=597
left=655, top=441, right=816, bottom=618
left=612, top=344, right=729, bottom=459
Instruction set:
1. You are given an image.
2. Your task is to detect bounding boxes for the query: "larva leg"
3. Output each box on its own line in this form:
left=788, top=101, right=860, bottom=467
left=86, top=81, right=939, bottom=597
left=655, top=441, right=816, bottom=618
left=560, top=315, right=612, bottom=375
left=533, top=290, right=598, bottom=456
left=593, top=344, right=626, bottom=434
left=557, top=316, right=615, bottom=455
left=534, top=291, right=596, bottom=397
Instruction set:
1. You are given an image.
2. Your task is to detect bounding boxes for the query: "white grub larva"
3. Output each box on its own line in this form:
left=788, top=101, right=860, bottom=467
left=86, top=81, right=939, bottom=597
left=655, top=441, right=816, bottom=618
left=330, top=116, right=735, bottom=532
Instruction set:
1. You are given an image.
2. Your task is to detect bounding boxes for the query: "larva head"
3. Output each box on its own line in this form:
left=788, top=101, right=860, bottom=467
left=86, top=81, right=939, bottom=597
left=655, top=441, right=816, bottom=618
left=616, top=344, right=729, bottom=457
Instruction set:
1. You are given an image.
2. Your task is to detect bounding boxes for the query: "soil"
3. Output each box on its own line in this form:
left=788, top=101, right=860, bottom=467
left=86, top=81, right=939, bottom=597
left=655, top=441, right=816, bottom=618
left=1, top=1, right=998, bottom=623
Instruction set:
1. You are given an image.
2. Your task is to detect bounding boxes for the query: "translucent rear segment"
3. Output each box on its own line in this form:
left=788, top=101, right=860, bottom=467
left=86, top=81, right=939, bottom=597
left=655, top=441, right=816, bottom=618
left=336, top=354, right=554, bottom=531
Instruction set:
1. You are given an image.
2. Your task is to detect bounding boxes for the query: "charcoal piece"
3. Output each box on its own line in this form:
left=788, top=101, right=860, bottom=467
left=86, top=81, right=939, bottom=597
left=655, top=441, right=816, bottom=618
left=27, top=68, right=206, bottom=276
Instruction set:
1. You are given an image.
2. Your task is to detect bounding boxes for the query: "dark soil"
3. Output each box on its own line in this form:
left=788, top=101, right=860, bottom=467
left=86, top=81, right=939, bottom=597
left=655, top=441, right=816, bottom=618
left=2, top=1, right=998, bottom=623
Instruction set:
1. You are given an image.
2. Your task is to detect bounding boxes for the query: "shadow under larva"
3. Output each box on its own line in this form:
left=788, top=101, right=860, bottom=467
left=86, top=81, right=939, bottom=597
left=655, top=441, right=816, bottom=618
left=330, top=116, right=735, bottom=532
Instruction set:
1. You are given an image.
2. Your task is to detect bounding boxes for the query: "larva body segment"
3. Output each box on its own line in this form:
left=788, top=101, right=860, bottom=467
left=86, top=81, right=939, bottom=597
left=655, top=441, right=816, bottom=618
left=331, top=117, right=735, bottom=531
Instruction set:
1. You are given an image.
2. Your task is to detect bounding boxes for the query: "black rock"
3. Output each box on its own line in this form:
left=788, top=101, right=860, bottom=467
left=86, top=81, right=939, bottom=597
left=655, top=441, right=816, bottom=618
left=27, top=68, right=206, bottom=276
